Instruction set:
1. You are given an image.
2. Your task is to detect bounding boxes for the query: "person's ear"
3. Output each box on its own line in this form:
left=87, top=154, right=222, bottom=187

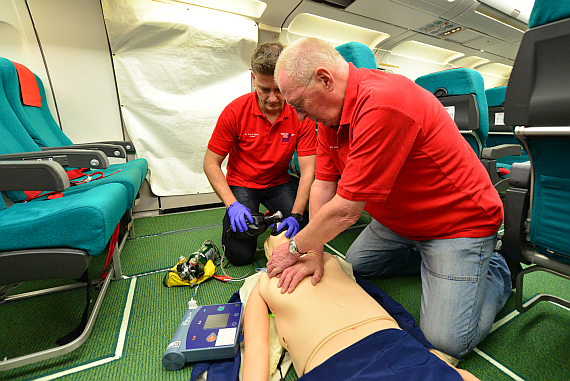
left=315, top=68, right=334, bottom=92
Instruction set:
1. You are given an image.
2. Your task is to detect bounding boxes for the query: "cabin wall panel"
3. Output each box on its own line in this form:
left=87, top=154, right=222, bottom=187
left=26, top=0, right=123, bottom=144
left=0, top=0, right=59, bottom=124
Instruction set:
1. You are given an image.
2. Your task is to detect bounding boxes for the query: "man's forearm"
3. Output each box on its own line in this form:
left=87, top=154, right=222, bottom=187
left=203, top=151, right=236, bottom=208
left=294, top=181, right=365, bottom=254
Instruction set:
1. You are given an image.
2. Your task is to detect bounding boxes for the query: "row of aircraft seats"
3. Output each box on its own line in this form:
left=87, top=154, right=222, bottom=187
left=0, top=57, right=148, bottom=370
left=414, top=0, right=570, bottom=319
left=501, top=0, right=570, bottom=313
left=414, top=67, right=522, bottom=193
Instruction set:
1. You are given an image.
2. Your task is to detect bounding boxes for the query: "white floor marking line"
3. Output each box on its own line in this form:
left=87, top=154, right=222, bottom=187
left=490, top=309, right=520, bottom=333
left=35, top=278, right=138, bottom=381
left=325, top=243, right=345, bottom=258
left=473, top=348, right=526, bottom=381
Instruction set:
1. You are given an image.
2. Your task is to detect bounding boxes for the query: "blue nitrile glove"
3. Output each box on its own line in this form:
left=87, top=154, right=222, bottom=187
left=227, top=201, right=253, bottom=233
left=277, top=216, right=300, bottom=238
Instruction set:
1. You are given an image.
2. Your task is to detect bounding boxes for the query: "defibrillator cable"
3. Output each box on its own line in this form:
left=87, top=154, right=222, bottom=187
left=218, top=245, right=258, bottom=281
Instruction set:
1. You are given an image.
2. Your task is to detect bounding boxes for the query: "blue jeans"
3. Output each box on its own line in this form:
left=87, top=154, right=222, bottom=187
left=345, top=219, right=511, bottom=358
left=222, top=182, right=301, bottom=266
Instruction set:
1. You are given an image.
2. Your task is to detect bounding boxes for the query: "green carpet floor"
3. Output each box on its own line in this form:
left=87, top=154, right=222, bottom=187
left=1, top=207, right=569, bottom=381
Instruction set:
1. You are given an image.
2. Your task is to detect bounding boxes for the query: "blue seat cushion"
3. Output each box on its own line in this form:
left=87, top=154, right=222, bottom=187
left=0, top=183, right=128, bottom=256
left=335, top=42, right=377, bottom=69
left=4, top=159, right=147, bottom=209
left=528, top=0, right=570, bottom=29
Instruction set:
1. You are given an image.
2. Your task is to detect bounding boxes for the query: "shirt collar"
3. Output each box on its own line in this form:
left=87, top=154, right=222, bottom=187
left=252, top=92, right=290, bottom=124
left=339, top=63, right=359, bottom=127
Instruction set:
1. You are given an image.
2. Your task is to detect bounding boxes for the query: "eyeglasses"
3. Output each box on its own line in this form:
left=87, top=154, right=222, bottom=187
left=290, top=71, right=315, bottom=112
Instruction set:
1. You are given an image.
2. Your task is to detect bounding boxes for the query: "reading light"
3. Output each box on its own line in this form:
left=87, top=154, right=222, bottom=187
left=287, top=13, right=389, bottom=48
left=158, top=0, right=267, bottom=18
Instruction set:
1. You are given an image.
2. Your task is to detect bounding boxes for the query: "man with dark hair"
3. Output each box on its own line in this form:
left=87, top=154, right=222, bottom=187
left=204, top=42, right=317, bottom=266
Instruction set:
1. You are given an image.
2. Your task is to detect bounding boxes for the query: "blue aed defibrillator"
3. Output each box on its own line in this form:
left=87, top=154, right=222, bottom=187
left=162, top=302, right=243, bottom=371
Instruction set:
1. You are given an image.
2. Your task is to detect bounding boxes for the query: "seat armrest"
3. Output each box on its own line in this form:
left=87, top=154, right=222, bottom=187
left=502, top=161, right=531, bottom=263
left=481, top=144, right=522, bottom=160
left=508, top=161, right=532, bottom=188
left=97, top=140, right=135, bottom=154
left=0, top=161, right=70, bottom=191
left=0, top=149, right=109, bottom=169
left=41, top=143, right=127, bottom=158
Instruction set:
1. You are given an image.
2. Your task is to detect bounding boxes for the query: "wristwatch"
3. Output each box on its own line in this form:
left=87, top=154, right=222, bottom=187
left=288, top=238, right=306, bottom=257
left=290, top=213, right=303, bottom=223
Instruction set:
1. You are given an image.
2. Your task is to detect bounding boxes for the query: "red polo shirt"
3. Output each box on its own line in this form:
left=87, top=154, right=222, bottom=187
left=315, top=64, right=503, bottom=240
left=208, top=92, right=316, bottom=188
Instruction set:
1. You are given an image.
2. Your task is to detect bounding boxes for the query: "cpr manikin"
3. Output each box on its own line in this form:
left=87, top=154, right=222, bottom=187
left=242, top=232, right=480, bottom=381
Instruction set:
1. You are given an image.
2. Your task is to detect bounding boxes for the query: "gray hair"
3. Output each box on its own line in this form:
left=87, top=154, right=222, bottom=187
left=275, top=37, right=344, bottom=87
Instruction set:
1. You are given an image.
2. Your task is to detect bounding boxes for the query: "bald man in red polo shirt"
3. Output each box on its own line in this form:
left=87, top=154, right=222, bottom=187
left=204, top=42, right=317, bottom=266
left=267, top=37, right=512, bottom=359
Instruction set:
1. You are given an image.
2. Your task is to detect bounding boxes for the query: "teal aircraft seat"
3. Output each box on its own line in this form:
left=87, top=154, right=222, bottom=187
left=0, top=160, right=128, bottom=370
left=501, top=0, right=570, bottom=313
left=485, top=86, right=529, bottom=168
left=484, top=86, right=528, bottom=190
left=0, top=58, right=147, bottom=208
left=288, top=41, right=377, bottom=177
left=2, top=57, right=145, bottom=170
left=415, top=68, right=521, bottom=192
left=415, top=68, right=488, bottom=157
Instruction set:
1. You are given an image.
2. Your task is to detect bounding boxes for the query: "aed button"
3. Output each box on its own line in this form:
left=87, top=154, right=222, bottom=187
left=207, top=333, right=217, bottom=342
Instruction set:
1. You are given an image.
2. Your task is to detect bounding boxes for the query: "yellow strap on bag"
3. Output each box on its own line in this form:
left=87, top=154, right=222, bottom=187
left=163, top=259, right=216, bottom=287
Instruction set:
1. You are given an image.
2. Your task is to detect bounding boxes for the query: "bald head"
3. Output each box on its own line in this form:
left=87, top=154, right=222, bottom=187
left=275, top=37, right=349, bottom=127
left=275, top=37, right=345, bottom=89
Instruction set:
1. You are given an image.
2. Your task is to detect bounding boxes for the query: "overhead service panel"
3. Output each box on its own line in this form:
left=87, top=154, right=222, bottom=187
left=416, top=20, right=464, bottom=38
left=310, top=0, right=357, bottom=10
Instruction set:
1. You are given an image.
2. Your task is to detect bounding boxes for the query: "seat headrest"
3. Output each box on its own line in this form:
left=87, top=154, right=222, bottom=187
left=485, top=86, right=507, bottom=108
left=528, top=0, right=570, bottom=29
left=415, top=68, right=488, bottom=140
left=414, top=68, right=485, bottom=98
left=335, top=42, right=377, bottom=69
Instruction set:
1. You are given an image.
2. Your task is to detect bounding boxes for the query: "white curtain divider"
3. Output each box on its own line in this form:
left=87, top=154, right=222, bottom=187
left=102, top=0, right=257, bottom=196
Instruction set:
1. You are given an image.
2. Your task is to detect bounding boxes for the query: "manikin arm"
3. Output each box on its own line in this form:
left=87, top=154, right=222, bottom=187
left=243, top=283, right=270, bottom=381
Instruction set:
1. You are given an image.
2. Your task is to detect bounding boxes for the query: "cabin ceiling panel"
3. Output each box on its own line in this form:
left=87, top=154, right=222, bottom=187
left=345, top=0, right=442, bottom=31
left=451, top=2, right=524, bottom=44
left=385, top=0, right=471, bottom=17
left=273, top=1, right=409, bottom=46
left=468, top=40, right=519, bottom=61
left=256, top=0, right=306, bottom=29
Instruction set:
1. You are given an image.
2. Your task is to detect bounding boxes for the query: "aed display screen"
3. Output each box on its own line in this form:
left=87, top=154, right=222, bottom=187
left=204, top=313, right=229, bottom=329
